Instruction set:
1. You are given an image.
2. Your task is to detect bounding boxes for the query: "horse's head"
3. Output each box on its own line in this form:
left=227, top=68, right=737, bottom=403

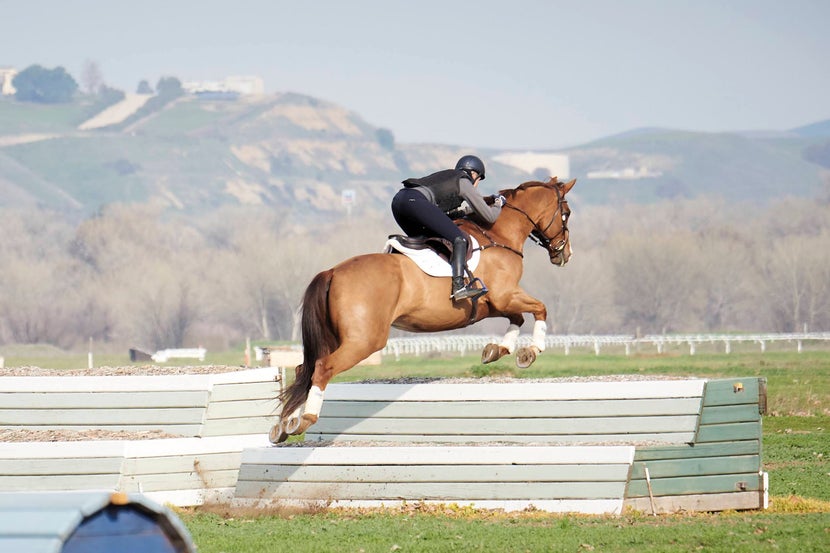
left=502, top=177, right=576, bottom=266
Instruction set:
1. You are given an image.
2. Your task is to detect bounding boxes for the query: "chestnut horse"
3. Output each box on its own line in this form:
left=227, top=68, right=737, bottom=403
left=272, top=176, right=576, bottom=443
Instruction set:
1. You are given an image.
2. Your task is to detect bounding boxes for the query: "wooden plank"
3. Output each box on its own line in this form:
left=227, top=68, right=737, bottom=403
left=0, top=424, right=205, bottom=436
left=237, top=463, right=632, bottom=484
left=0, top=408, right=205, bottom=425
left=122, top=435, right=270, bottom=457
left=0, top=441, right=127, bottom=458
left=629, top=454, right=761, bottom=479
left=208, top=368, right=281, bottom=385
left=205, top=398, right=279, bottom=419
left=702, top=378, right=762, bottom=407
left=319, top=398, right=704, bottom=419
left=0, top=391, right=209, bottom=409
left=696, top=422, right=762, bottom=443
left=240, top=445, right=636, bottom=466
left=0, top=375, right=213, bottom=392
left=624, top=491, right=763, bottom=513
left=309, top=415, right=699, bottom=436
left=699, top=404, right=760, bottom=425
left=307, top=432, right=696, bottom=444
left=119, top=469, right=241, bottom=492
left=625, top=472, right=762, bottom=497
left=633, top=440, right=760, bottom=461
left=0, top=458, right=123, bottom=475
left=324, top=381, right=706, bottom=402
left=200, top=417, right=276, bottom=436
left=210, top=382, right=280, bottom=402
left=0, top=474, right=121, bottom=491
left=123, top=452, right=243, bottom=475
left=234, top=481, right=628, bottom=501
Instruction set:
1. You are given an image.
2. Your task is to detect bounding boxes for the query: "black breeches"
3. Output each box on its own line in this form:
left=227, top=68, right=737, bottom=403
left=391, top=188, right=464, bottom=241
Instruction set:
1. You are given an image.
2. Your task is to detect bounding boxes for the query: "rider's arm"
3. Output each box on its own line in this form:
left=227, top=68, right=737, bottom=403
left=458, top=178, right=501, bottom=225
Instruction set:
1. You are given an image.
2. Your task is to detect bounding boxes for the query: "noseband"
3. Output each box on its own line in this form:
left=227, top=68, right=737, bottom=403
left=504, top=182, right=569, bottom=256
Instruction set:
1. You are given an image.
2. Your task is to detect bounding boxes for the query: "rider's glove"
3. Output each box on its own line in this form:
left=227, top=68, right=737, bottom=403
left=493, top=194, right=506, bottom=208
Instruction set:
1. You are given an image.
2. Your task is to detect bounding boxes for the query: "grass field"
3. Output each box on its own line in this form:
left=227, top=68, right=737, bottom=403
left=4, top=345, right=829, bottom=551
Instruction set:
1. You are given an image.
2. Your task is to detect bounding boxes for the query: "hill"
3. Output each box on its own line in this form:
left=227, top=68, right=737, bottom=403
left=0, top=94, right=827, bottom=217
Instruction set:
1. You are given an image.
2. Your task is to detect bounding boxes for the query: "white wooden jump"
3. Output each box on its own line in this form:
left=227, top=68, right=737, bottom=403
left=236, top=377, right=768, bottom=514
left=0, top=368, right=281, bottom=506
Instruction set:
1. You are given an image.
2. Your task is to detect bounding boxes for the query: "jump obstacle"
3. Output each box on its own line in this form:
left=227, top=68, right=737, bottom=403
left=236, top=377, right=768, bottom=514
left=0, top=368, right=768, bottom=514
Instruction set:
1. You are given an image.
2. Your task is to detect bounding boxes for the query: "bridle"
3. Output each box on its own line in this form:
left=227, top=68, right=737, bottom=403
left=503, top=182, right=570, bottom=261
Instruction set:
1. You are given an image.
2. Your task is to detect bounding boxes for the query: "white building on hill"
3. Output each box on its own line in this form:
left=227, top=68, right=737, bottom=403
left=182, top=75, right=265, bottom=96
left=493, top=151, right=570, bottom=180
left=0, top=68, right=18, bottom=95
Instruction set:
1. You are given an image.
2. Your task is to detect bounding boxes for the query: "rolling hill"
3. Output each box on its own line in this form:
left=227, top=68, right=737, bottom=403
left=0, top=93, right=827, bottom=218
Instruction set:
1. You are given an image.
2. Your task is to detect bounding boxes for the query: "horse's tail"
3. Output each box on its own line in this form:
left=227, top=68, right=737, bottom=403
left=279, top=269, right=338, bottom=418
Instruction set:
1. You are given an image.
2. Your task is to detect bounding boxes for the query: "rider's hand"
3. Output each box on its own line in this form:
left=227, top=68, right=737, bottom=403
left=493, top=194, right=506, bottom=208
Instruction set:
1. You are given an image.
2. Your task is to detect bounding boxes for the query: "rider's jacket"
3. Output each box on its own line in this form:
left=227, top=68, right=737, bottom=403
left=402, top=169, right=466, bottom=213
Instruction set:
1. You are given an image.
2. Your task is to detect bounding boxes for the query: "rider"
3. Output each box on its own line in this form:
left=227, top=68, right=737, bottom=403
left=392, top=154, right=505, bottom=301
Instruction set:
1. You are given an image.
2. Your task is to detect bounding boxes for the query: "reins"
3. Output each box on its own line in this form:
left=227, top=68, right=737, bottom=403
left=470, top=181, right=569, bottom=258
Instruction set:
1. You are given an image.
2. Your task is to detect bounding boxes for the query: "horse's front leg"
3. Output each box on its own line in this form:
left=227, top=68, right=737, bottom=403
left=483, top=289, right=548, bottom=368
left=481, top=314, right=523, bottom=364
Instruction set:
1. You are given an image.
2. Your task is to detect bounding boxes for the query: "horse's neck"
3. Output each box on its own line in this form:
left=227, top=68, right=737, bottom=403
left=462, top=213, right=530, bottom=252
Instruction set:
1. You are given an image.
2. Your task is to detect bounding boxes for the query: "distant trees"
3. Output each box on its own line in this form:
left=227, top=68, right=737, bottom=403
left=1, top=194, right=830, bottom=352
left=13, top=64, right=78, bottom=103
left=136, top=80, right=153, bottom=94
left=156, top=76, right=184, bottom=98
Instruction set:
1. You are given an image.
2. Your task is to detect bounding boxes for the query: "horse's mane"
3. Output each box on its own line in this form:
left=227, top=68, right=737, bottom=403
left=499, top=176, right=561, bottom=198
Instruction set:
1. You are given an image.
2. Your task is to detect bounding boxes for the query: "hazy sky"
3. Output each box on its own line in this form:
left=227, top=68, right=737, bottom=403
left=2, top=0, right=828, bottom=149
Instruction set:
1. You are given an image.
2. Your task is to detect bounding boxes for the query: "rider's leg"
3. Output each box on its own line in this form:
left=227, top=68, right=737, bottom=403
left=451, top=235, right=467, bottom=296
left=450, top=235, right=487, bottom=301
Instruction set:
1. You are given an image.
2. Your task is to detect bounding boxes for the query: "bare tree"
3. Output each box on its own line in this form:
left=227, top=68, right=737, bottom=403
left=81, top=60, right=103, bottom=95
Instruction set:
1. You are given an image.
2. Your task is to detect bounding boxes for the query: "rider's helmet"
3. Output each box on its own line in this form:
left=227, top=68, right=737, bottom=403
left=455, top=155, right=486, bottom=180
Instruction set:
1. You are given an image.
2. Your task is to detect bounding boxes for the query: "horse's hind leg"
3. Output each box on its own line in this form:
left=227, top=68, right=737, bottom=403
left=287, top=339, right=381, bottom=436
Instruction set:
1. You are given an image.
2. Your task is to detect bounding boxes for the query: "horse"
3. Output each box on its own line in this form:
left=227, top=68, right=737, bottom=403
left=272, top=176, right=576, bottom=443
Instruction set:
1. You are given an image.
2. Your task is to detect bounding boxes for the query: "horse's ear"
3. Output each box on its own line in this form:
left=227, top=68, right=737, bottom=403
left=546, top=176, right=559, bottom=185
left=561, top=178, right=576, bottom=194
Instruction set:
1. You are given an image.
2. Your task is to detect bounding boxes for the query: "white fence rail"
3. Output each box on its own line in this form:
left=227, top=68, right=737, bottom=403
left=382, top=332, right=830, bottom=358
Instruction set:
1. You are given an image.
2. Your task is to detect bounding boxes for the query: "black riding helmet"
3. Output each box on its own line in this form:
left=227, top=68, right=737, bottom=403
left=455, top=155, right=486, bottom=180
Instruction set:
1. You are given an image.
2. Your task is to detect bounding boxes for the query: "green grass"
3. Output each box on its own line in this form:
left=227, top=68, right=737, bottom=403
left=0, top=97, right=91, bottom=134
left=178, top=509, right=830, bottom=553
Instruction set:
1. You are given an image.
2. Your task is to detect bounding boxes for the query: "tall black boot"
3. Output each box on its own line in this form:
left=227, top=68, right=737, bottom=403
left=450, top=236, right=485, bottom=301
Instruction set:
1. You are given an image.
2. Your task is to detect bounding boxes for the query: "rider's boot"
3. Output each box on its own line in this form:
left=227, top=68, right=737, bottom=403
left=450, top=236, right=487, bottom=301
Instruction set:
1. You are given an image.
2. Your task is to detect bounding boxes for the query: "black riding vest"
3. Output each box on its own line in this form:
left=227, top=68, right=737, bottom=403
left=402, top=169, right=466, bottom=213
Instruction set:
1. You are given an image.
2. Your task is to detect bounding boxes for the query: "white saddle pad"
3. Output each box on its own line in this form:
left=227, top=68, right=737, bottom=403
left=384, top=236, right=481, bottom=277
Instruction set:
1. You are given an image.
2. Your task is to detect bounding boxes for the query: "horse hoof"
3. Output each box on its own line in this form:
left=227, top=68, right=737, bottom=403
left=481, top=343, right=507, bottom=364
left=284, top=416, right=302, bottom=435
left=269, top=424, right=288, bottom=445
left=515, top=346, right=537, bottom=369
left=293, top=414, right=318, bottom=435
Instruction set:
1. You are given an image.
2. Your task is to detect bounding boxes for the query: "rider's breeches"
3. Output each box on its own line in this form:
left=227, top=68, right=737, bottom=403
left=392, top=188, right=464, bottom=242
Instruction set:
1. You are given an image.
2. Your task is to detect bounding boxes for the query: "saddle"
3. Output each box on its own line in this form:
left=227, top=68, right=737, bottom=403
left=386, top=233, right=475, bottom=264
left=383, top=233, right=481, bottom=278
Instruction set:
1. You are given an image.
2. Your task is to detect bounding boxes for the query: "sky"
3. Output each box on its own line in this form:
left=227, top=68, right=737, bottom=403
left=2, top=0, right=828, bottom=150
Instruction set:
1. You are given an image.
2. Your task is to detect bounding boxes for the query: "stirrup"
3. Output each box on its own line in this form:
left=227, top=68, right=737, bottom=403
left=451, top=278, right=488, bottom=301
